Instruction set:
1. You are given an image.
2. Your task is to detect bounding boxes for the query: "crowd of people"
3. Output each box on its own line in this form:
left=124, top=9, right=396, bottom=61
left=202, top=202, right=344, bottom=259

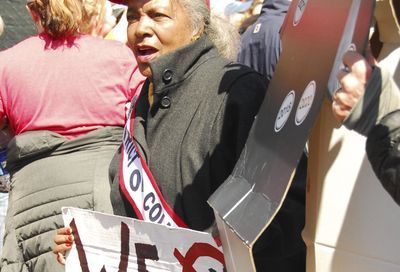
left=0, top=0, right=399, bottom=271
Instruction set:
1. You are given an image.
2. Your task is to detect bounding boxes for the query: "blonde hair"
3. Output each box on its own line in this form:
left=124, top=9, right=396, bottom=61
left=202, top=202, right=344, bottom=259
left=27, top=0, right=83, bottom=39
left=80, top=0, right=107, bottom=35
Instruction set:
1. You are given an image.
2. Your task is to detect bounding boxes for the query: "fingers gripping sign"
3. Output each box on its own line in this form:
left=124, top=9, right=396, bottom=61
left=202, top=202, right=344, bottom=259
left=332, top=50, right=375, bottom=122
left=53, top=227, right=74, bottom=265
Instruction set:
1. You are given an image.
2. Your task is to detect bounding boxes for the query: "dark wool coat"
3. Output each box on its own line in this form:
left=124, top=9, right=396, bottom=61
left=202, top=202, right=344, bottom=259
left=110, top=35, right=305, bottom=270
left=110, top=35, right=267, bottom=229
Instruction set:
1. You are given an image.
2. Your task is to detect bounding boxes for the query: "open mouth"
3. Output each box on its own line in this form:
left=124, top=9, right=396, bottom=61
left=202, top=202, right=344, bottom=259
left=134, top=45, right=158, bottom=64
left=136, top=46, right=158, bottom=56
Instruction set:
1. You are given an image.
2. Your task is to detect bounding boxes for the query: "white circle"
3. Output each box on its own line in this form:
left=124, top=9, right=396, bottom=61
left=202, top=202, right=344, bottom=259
left=295, top=81, right=316, bottom=126
left=335, top=43, right=357, bottom=90
left=293, top=0, right=308, bottom=26
left=347, top=43, right=356, bottom=52
left=275, top=91, right=296, bottom=132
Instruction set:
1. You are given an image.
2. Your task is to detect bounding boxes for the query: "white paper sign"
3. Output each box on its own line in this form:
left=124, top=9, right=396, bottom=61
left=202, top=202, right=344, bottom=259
left=62, top=207, right=225, bottom=272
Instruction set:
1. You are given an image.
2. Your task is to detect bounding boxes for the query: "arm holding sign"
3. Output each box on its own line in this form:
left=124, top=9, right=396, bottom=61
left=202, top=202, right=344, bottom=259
left=332, top=50, right=400, bottom=134
left=332, top=51, right=400, bottom=205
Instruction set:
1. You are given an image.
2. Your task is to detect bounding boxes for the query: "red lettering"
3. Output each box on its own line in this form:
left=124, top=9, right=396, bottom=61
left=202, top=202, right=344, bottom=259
left=174, top=242, right=225, bottom=272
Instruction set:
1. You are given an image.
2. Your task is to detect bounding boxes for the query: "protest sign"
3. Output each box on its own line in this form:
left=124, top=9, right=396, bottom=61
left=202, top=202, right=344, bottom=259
left=62, top=207, right=225, bottom=272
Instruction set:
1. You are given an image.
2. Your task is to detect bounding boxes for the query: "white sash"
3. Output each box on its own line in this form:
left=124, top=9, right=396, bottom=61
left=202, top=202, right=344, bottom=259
left=119, top=102, right=187, bottom=228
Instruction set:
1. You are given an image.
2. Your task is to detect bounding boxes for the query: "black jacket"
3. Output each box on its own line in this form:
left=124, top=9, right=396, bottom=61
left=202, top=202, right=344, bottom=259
left=366, top=109, right=400, bottom=206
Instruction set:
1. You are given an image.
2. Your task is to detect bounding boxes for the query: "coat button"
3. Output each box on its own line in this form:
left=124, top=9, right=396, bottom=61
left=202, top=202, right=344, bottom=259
left=161, top=96, right=171, bottom=108
left=162, top=69, right=173, bottom=83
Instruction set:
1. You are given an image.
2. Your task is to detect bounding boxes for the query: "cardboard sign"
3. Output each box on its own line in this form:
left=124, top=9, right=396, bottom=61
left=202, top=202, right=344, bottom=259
left=208, top=0, right=374, bottom=271
left=305, top=1, right=400, bottom=271
left=62, top=207, right=225, bottom=272
left=305, top=99, right=400, bottom=272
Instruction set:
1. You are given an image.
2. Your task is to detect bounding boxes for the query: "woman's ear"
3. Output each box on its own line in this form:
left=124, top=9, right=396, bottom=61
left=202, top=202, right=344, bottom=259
left=191, top=25, right=204, bottom=42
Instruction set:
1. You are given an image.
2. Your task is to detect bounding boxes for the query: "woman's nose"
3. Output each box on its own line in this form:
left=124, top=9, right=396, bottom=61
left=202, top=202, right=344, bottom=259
left=135, top=16, right=152, bottom=37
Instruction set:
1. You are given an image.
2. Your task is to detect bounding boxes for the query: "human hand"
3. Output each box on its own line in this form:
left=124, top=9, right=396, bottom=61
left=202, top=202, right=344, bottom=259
left=53, top=227, right=74, bottom=265
left=332, top=50, right=376, bottom=122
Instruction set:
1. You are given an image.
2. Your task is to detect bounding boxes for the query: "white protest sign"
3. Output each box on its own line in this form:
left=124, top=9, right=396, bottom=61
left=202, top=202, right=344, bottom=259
left=62, top=207, right=225, bottom=272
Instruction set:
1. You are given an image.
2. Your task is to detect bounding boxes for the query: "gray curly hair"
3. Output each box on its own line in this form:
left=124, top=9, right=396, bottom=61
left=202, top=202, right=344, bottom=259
left=176, top=0, right=240, bottom=60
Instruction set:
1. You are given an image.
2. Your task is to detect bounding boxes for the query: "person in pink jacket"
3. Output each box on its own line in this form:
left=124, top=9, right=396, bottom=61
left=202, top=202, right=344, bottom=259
left=0, top=0, right=144, bottom=271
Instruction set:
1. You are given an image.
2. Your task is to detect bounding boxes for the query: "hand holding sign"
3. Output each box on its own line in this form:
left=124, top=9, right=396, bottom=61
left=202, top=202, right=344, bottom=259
left=59, top=207, right=225, bottom=272
left=53, top=227, right=74, bottom=265
left=332, top=50, right=376, bottom=122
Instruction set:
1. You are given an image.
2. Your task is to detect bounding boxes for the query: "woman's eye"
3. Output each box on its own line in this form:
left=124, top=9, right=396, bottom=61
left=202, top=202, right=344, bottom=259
left=126, top=14, right=139, bottom=23
left=154, top=13, right=165, bottom=18
left=152, top=12, right=169, bottom=20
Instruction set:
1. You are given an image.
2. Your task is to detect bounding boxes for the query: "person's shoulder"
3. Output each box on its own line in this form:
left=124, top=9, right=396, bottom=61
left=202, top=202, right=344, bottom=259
left=240, top=20, right=260, bottom=40
left=196, top=52, right=266, bottom=90
left=200, top=56, right=260, bottom=78
left=242, top=14, right=283, bottom=39
left=224, top=61, right=265, bottom=80
left=0, top=36, right=39, bottom=64
left=0, top=35, right=39, bottom=54
left=218, top=61, right=268, bottom=94
left=219, top=62, right=267, bottom=116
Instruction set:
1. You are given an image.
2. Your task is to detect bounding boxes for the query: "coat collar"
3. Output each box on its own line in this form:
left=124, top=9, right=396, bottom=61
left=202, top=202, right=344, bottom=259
left=149, top=35, right=219, bottom=95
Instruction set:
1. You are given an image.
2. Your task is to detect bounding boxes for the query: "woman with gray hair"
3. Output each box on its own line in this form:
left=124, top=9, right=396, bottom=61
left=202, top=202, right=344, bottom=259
left=54, top=0, right=274, bottom=270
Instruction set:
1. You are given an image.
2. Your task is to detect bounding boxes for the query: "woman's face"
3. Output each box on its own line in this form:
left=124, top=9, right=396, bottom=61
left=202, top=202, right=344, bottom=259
left=127, top=0, right=194, bottom=78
